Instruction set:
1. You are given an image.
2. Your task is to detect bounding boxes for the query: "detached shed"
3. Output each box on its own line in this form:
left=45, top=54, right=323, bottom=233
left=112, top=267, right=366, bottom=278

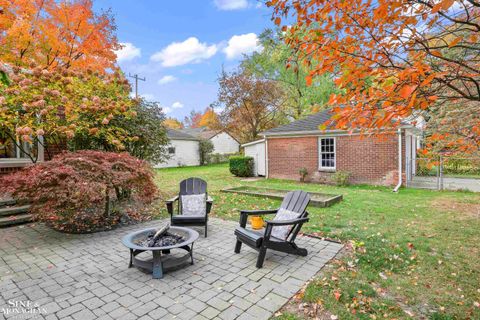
left=155, top=129, right=200, bottom=168
left=242, top=139, right=266, bottom=177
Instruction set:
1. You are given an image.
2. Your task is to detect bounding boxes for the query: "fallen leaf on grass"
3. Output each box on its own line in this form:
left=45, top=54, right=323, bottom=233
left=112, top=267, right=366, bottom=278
left=334, top=291, right=341, bottom=301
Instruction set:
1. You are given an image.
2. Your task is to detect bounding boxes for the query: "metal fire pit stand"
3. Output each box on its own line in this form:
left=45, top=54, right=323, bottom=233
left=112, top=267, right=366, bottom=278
left=122, top=227, right=199, bottom=279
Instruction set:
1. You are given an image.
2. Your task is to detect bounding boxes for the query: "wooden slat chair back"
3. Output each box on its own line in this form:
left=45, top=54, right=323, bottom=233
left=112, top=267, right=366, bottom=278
left=166, top=177, right=212, bottom=237
left=278, top=190, right=310, bottom=241
left=179, top=178, right=207, bottom=196
left=179, top=178, right=207, bottom=215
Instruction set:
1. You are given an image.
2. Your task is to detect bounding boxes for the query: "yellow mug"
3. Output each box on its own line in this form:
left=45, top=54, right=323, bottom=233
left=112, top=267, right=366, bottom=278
left=251, top=216, right=264, bottom=230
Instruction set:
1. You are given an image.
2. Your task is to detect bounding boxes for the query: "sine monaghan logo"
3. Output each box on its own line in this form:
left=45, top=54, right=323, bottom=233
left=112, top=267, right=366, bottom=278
left=1, top=300, right=47, bottom=318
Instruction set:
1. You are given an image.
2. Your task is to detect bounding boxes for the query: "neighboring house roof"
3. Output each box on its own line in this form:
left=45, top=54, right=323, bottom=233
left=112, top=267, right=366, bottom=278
left=262, top=108, right=417, bottom=136
left=166, top=129, right=200, bottom=141
left=180, top=128, right=240, bottom=143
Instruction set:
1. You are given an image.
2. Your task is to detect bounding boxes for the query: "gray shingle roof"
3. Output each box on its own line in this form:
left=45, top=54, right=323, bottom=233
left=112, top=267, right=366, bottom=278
left=262, top=108, right=415, bottom=136
left=166, top=129, right=200, bottom=141
left=262, top=109, right=335, bottom=135
left=180, top=128, right=241, bottom=143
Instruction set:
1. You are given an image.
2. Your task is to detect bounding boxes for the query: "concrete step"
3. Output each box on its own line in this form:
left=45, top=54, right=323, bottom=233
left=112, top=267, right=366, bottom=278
left=0, top=214, right=33, bottom=227
left=0, top=205, right=31, bottom=217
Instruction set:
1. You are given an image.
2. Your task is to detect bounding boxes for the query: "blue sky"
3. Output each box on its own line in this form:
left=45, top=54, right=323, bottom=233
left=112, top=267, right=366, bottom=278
left=93, top=0, right=274, bottom=120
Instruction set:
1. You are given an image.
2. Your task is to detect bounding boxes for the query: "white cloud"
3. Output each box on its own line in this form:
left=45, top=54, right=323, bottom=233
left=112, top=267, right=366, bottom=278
left=151, top=37, right=218, bottom=67
left=162, top=101, right=183, bottom=114
left=115, top=42, right=141, bottom=62
left=141, top=93, right=155, bottom=101
left=158, top=75, right=177, bottom=85
left=172, top=101, right=184, bottom=109
left=214, top=0, right=248, bottom=10
left=223, top=33, right=262, bottom=60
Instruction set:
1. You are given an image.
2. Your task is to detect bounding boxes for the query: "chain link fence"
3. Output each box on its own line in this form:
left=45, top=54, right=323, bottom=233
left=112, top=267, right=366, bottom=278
left=407, top=156, right=480, bottom=191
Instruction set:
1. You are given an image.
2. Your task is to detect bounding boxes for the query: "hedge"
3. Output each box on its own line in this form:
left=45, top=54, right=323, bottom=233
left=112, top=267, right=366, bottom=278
left=229, top=156, right=254, bottom=177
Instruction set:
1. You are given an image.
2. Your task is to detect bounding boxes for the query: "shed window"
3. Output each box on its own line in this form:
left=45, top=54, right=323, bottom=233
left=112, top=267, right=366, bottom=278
left=168, top=147, right=176, bottom=154
left=319, top=137, right=335, bottom=170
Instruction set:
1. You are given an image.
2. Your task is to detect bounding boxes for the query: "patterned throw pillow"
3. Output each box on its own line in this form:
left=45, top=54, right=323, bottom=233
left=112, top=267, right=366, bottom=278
left=271, top=208, right=301, bottom=240
left=181, top=193, right=207, bottom=216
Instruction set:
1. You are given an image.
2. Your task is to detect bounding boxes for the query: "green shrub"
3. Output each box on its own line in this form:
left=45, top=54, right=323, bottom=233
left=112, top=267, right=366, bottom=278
left=332, top=170, right=351, bottom=186
left=229, top=156, right=254, bottom=177
left=207, top=152, right=241, bottom=164
left=299, top=167, right=308, bottom=182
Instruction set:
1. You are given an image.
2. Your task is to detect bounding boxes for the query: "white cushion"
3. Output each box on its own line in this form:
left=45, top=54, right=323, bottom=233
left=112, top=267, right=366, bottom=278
left=181, top=193, right=207, bottom=216
left=271, top=208, right=301, bottom=240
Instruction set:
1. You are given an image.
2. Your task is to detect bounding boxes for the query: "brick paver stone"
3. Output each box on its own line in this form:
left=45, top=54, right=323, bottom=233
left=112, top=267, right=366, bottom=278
left=0, top=218, right=341, bottom=320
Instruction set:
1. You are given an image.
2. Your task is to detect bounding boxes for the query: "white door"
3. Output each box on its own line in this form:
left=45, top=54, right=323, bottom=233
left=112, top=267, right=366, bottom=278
left=256, top=142, right=266, bottom=176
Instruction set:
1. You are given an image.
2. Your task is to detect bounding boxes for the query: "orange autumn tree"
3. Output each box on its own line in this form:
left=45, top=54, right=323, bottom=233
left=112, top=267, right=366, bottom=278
left=267, top=0, right=480, bottom=151
left=0, top=0, right=135, bottom=160
left=164, top=117, right=184, bottom=129
left=0, top=0, right=120, bottom=72
left=199, top=107, right=221, bottom=129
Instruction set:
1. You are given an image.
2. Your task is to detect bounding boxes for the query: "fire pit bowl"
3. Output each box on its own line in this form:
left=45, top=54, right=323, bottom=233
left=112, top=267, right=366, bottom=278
left=122, top=226, right=199, bottom=279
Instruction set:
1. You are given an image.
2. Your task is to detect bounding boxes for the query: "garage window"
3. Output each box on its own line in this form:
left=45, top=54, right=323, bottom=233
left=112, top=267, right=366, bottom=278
left=319, top=137, right=335, bottom=170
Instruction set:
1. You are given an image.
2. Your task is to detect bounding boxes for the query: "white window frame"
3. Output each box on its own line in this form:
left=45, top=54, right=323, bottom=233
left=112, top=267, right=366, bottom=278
left=0, top=137, right=44, bottom=168
left=318, top=137, right=336, bottom=171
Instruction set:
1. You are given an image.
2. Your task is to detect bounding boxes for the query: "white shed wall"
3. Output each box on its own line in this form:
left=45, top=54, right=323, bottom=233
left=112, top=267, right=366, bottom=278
left=210, top=133, right=239, bottom=154
left=244, top=141, right=266, bottom=176
left=155, top=139, right=200, bottom=168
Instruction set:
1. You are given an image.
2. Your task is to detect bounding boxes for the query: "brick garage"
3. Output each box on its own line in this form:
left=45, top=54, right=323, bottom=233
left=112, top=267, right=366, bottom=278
left=267, top=133, right=406, bottom=186
left=263, top=109, right=418, bottom=187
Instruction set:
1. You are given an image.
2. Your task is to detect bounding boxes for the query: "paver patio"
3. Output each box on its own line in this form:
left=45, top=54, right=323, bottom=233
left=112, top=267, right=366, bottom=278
left=0, top=218, right=342, bottom=320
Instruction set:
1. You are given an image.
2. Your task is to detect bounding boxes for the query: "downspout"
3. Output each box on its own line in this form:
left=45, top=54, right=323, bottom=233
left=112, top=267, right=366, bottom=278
left=264, top=136, right=269, bottom=178
left=393, top=128, right=403, bottom=192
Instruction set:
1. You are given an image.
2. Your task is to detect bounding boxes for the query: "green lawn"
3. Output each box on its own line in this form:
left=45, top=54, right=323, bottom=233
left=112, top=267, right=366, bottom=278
left=155, top=163, right=480, bottom=319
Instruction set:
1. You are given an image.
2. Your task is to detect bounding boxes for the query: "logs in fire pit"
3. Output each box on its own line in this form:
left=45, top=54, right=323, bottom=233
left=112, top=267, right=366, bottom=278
left=122, top=225, right=199, bottom=279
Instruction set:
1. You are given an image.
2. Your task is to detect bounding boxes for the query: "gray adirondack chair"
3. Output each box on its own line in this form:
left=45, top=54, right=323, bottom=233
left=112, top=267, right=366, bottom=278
left=234, top=190, right=311, bottom=268
left=166, top=177, right=213, bottom=237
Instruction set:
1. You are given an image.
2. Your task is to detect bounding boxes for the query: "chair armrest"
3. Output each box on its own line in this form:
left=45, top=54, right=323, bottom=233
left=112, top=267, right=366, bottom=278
left=165, top=195, right=179, bottom=203
left=165, top=195, right=179, bottom=216
left=240, top=209, right=278, bottom=216
left=206, top=196, right=213, bottom=214
left=263, top=217, right=309, bottom=240
left=238, top=209, right=278, bottom=228
left=265, top=217, right=309, bottom=226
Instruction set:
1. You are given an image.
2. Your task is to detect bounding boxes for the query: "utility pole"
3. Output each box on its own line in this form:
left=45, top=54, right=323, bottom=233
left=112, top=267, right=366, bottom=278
left=128, top=73, right=146, bottom=99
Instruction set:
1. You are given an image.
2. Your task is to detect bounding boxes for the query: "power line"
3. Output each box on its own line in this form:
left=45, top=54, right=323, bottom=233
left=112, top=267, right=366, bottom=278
left=128, top=73, right=146, bottom=99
